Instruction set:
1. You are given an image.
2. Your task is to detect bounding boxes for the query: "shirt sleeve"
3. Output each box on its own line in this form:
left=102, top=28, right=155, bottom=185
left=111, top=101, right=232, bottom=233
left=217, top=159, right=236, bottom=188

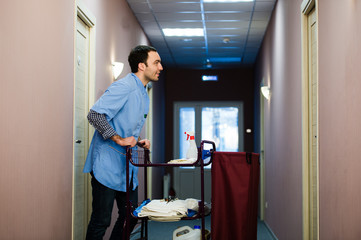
left=87, top=109, right=118, bottom=140
left=90, top=80, right=131, bottom=121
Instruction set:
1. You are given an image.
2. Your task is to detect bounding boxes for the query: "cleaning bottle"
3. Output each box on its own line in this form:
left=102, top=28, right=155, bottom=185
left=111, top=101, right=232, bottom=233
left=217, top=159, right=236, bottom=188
left=184, top=131, right=198, bottom=161
left=172, top=225, right=201, bottom=240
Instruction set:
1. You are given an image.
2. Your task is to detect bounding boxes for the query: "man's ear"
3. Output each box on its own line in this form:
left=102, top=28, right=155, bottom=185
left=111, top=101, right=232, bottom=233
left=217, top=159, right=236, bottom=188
left=138, top=62, right=145, bottom=71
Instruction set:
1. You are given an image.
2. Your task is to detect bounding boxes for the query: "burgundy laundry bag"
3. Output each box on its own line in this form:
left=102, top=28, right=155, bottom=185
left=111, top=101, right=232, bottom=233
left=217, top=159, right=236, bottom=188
left=211, top=152, right=260, bottom=240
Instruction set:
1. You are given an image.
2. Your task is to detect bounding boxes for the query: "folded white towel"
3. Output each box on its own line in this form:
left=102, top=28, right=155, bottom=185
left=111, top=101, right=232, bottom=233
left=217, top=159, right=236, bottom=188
left=185, top=198, right=199, bottom=211
left=168, top=158, right=197, bottom=164
left=138, top=199, right=188, bottom=220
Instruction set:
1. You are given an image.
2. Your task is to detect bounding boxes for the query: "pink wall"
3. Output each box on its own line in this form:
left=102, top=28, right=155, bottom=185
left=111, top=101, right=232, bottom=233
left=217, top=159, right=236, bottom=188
left=255, top=0, right=303, bottom=239
left=0, top=0, right=75, bottom=239
left=318, top=0, right=361, bottom=239
left=257, top=0, right=361, bottom=239
left=0, top=0, right=150, bottom=239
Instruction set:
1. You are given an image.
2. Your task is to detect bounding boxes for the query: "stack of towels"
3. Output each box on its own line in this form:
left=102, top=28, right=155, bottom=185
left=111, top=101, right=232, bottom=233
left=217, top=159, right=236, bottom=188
left=167, top=158, right=197, bottom=164
left=135, top=198, right=199, bottom=222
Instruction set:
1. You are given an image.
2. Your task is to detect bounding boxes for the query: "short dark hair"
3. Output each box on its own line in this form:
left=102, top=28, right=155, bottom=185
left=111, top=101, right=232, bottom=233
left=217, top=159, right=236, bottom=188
left=128, top=45, right=157, bottom=73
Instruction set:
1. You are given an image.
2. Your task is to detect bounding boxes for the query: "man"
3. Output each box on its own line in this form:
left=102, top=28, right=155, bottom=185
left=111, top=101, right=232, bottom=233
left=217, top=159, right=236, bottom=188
left=83, top=45, right=163, bottom=240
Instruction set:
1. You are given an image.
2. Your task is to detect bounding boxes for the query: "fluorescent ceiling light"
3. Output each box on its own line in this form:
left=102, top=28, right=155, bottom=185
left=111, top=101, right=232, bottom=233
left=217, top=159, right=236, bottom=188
left=163, top=28, right=204, bottom=37
left=204, top=0, right=253, bottom=2
left=209, top=57, right=241, bottom=63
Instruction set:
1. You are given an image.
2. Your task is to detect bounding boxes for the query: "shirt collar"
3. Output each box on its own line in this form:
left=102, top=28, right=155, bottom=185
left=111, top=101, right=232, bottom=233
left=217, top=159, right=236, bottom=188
left=131, top=73, right=147, bottom=93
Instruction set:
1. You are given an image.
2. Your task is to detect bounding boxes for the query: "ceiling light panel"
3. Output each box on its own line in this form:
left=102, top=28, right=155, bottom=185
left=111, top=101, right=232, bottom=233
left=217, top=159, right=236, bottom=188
left=204, top=0, right=254, bottom=2
left=127, top=2, right=151, bottom=13
left=204, top=12, right=251, bottom=21
left=150, top=41, right=168, bottom=49
left=245, top=41, right=263, bottom=48
left=252, top=11, right=273, bottom=21
left=203, top=2, right=254, bottom=11
left=250, top=20, right=268, bottom=28
left=163, top=28, right=204, bottom=36
left=254, top=0, right=276, bottom=3
left=208, top=46, right=243, bottom=51
left=148, top=0, right=200, bottom=3
left=174, top=56, right=207, bottom=64
left=173, top=48, right=206, bottom=53
left=151, top=2, right=201, bottom=12
left=244, top=46, right=260, bottom=54
left=159, top=21, right=203, bottom=28
left=165, top=38, right=205, bottom=45
left=135, top=13, right=156, bottom=22
left=208, top=41, right=245, bottom=48
left=208, top=52, right=243, bottom=59
left=248, top=27, right=266, bottom=36
left=255, top=1, right=276, bottom=11
left=209, top=57, right=242, bottom=63
left=166, top=46, right=205, bottom=53
left=205, top=21, right=250, bottom=28
left=242, top=54, right=257, bottom=63
left=206, top=28, right=246, bottom=36
left=207, top=35, right=247, bottom=42
left=155, top=12, right=202, bottom=21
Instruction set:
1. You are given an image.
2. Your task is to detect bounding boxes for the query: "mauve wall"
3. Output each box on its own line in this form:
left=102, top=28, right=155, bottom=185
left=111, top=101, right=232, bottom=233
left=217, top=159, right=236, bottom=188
left=318, top=1, right=361, bottom=239
left=0, top=0, right=155, bottom=239
left=256, top=0, right=361, bottom=239
left=0, top=0, right=75, bottom=239
left=255, top=0, right=303, bottom=239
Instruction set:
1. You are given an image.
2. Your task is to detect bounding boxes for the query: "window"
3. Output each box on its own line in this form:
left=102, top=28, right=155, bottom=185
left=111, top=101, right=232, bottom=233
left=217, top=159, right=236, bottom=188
left=179, top=107, right=195, bottom=159
left=201, top=107, right=239, bottom=152
left=174, top=101, right=244, bottom=162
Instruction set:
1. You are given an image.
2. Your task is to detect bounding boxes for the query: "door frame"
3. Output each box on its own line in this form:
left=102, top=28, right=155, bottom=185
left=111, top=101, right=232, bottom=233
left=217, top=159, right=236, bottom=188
left=146, top=83, right=153, bottom=199
left=259, top=82, right=266, bottom=221
left=73, top=1, right=96, bottom=239
left=301, top=0, right=319, bottom=239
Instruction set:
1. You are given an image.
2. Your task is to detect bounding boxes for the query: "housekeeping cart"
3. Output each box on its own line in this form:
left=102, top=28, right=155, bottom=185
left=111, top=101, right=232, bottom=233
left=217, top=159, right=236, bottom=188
left=124, top=140, right=216, bottom=240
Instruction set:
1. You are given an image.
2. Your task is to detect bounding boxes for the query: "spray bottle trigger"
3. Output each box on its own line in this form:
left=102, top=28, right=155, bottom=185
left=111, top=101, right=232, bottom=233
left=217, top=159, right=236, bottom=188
left=185, top=132, right=190, bottom=140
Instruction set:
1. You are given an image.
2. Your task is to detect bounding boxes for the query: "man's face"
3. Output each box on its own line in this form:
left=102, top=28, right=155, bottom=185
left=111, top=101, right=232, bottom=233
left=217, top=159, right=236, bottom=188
left=143, top=51, right=163, bottom=82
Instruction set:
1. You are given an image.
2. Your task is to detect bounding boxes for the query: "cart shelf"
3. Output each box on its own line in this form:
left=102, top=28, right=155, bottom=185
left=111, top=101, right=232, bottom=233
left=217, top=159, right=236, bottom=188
left=124, top=140, right=216, bottom=240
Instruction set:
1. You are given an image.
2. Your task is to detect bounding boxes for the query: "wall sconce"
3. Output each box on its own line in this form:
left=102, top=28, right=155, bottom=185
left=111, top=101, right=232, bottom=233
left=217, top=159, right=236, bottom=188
left=261, top=85, right=271, bottom=100
left=112, top=62, right=124, bottom=80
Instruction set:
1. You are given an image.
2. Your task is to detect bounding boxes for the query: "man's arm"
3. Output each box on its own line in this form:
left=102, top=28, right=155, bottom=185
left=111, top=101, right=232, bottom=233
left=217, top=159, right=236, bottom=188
left=87, top=110, right=137, bottom=147
left=87, top=109, right=117, bottom=140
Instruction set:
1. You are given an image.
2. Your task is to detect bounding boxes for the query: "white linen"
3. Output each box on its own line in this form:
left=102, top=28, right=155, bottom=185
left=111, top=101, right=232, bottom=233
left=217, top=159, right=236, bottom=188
left=138, top=199, right=188, bottom=221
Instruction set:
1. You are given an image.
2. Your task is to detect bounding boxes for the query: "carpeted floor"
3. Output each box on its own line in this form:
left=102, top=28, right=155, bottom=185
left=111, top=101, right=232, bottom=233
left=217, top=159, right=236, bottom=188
left=130, top=215, right=277, bottom=240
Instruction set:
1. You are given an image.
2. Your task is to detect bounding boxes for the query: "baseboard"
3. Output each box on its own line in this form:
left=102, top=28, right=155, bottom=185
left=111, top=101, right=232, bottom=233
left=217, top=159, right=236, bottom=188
left=264, top=221, right=279, bottom=240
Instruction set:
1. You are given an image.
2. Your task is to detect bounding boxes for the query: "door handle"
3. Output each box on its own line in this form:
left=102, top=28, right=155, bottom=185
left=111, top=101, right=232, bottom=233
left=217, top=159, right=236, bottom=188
left=75, top=140, right=82, bottom=144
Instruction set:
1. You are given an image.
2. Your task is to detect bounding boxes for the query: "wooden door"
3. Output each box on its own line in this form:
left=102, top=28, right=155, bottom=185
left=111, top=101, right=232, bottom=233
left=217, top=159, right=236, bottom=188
left=73, top=15, right=90, bottom=240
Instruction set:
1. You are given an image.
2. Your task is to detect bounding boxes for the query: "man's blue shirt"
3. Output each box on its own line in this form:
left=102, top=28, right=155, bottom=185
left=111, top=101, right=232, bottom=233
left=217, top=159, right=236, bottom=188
left=83, top=73, right=149, bottom=191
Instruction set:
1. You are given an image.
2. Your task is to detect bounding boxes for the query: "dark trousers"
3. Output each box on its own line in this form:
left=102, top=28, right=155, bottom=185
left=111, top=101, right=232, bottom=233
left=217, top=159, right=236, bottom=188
left=85, top=174, right=138, bottom=240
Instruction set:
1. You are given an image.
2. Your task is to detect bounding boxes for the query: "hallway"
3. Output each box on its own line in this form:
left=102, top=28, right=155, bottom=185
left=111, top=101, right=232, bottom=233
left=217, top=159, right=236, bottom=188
left=1, top=0, right=361, bottom=239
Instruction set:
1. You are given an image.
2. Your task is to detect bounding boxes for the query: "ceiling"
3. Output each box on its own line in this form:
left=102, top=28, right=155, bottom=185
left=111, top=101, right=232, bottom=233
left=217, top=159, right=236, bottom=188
left=126, top=0, right=277, bottom=69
